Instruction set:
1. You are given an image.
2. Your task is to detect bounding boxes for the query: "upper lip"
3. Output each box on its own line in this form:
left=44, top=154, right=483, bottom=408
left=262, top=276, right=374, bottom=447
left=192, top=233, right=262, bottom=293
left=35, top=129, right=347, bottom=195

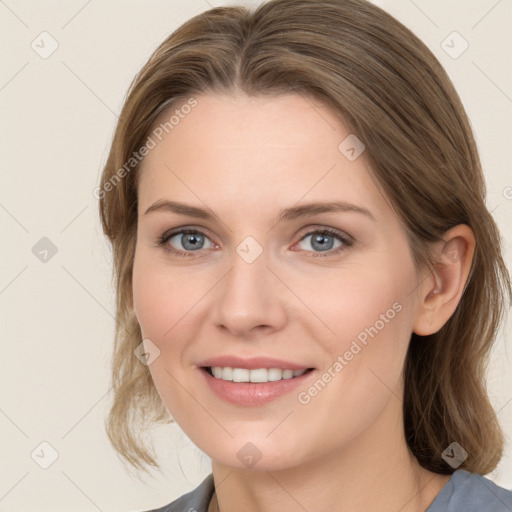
left=199, top=355, right=312, bottom=371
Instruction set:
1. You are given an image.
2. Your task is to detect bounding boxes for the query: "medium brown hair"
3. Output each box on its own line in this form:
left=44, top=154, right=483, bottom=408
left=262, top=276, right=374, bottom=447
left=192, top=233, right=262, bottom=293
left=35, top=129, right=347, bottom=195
left=98, top=0, right=511, bottom=475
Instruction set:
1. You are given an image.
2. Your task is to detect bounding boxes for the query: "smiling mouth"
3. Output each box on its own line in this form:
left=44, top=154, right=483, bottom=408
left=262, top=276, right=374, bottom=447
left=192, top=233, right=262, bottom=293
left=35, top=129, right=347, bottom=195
left=203, top=366, right=315, bottom=383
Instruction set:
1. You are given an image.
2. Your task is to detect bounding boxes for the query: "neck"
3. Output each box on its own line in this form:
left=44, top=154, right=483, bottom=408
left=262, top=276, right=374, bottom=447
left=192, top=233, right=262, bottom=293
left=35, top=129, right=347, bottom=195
left=210, top=398, right=450, bottom=512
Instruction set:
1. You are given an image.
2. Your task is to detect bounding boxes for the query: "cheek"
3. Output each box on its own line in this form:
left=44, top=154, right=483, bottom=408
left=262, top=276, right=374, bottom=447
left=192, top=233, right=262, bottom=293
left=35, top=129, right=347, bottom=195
left=293, top=277, right=413, bottom=443
left=132, top=244, right=194, bottom=332
left=132, top=268, right=171, bottom=340
left=304, top=266, right=412, bottom=351
left=132, top=248, right=187, bottom=344
left=131, top=254, right=198, bottom=420
left=131, top=250, right=216, bottom=372
left=299, top=255, right=417, bottom=406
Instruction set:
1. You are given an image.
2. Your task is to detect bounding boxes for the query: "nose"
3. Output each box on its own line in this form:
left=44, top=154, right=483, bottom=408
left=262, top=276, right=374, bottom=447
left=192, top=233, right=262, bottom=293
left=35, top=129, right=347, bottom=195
left=210, top=248, right=288, bottom=338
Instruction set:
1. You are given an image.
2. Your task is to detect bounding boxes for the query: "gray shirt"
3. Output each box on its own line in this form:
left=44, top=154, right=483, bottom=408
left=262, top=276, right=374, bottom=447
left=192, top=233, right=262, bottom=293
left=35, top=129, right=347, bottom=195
left=145, top=470, right=512, bottom=511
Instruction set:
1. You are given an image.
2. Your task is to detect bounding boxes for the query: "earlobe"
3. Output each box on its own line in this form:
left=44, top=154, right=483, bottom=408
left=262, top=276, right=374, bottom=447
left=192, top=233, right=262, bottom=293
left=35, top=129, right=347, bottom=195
left=412, top=225, right=475, bottom=336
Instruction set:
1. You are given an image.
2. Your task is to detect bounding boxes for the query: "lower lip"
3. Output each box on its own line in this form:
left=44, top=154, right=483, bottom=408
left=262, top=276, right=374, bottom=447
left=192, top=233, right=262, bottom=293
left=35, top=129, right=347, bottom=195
left=200, top=368, right=315, bottom=407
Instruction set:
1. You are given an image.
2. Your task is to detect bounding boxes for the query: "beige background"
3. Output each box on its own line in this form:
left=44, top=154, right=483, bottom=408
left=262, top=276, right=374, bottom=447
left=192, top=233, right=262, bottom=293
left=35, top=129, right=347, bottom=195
left=1, top=0, right=511, bottom=510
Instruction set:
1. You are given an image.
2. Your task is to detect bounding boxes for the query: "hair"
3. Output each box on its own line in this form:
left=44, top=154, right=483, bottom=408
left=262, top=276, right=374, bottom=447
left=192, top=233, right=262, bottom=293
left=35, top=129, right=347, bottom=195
left=98, top=0, right=511, bottom=475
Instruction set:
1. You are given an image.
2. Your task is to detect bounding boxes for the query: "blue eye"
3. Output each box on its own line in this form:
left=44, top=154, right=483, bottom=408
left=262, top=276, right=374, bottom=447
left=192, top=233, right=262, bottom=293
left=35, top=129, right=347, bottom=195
left=299, top=232, right=341, bottom=252
left=160, top=229, right=214, bottom=255
left=157, top=227, right=352, bottom=258
left=295, top=228, right=352, bottom=257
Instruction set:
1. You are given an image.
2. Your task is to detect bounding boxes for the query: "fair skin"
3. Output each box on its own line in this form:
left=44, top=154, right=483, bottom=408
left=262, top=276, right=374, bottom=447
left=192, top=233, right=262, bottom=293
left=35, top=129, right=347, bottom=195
left=132, top=92, right=475, bottom=512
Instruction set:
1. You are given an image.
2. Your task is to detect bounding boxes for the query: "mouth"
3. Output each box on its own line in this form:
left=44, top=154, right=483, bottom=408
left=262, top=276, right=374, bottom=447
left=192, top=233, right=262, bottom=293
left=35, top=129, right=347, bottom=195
left=198, top=359, right=317, bottom=406
left=202, top=366, right=315, bottom=383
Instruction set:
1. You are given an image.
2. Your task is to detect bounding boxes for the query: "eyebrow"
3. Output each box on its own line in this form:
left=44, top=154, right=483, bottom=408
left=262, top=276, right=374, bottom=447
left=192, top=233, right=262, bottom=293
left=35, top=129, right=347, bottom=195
left=143, top=199, right=375, bottom=222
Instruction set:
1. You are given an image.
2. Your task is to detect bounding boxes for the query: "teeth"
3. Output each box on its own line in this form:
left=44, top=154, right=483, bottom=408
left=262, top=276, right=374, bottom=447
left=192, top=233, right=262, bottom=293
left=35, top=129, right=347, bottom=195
left=210, top=367, right=307, bottom=383
left=212, top=366, right=223, bottom=378
left=233, top=368, right=249, bottom=382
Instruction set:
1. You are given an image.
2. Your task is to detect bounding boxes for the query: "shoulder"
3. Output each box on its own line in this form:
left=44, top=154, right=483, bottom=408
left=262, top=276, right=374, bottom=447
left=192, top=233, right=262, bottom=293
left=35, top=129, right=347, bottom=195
left=428, top=469, right=512, bottom=512
left=142, top=474, right=215, bottom=512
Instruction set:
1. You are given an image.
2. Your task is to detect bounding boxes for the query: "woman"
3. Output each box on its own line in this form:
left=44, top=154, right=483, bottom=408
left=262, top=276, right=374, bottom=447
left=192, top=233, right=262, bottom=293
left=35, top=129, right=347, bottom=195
left=97, top=0, right=512, bottom=510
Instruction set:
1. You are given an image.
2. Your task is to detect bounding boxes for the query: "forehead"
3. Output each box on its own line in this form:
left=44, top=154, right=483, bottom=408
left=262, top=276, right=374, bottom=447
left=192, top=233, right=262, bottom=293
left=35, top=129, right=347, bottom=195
left=146, top=92, right=346, bottom=155
left=136, top=93, right=389, bottom=220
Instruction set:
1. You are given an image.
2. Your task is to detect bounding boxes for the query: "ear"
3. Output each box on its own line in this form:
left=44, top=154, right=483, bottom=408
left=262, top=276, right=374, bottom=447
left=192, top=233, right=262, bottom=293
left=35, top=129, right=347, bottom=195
left=412, top=224, right=475, bottom=336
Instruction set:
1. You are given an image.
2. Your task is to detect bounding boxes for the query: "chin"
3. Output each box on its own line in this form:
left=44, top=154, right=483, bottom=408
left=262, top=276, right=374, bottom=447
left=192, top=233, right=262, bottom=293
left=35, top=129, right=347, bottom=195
left=198, top=435, right=310, bottom=473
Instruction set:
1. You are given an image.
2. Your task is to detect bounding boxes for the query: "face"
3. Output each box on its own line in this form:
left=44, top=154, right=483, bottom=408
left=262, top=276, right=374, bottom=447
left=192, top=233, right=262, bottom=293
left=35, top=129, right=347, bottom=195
left=132, top=93, right=425, bottom=471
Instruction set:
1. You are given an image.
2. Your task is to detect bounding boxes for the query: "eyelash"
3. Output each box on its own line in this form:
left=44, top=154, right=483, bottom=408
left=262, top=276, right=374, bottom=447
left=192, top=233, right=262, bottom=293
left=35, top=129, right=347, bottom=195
left=157, top=226, right=354, bottom=259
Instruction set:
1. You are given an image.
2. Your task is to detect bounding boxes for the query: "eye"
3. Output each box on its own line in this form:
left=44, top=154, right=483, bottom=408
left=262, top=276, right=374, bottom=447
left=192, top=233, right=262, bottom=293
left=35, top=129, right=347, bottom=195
left=157, top=226, right=353, bottom=258
left=158, top=228, right=215, bottom=256
left=294, top=228, right=352, bottom=257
